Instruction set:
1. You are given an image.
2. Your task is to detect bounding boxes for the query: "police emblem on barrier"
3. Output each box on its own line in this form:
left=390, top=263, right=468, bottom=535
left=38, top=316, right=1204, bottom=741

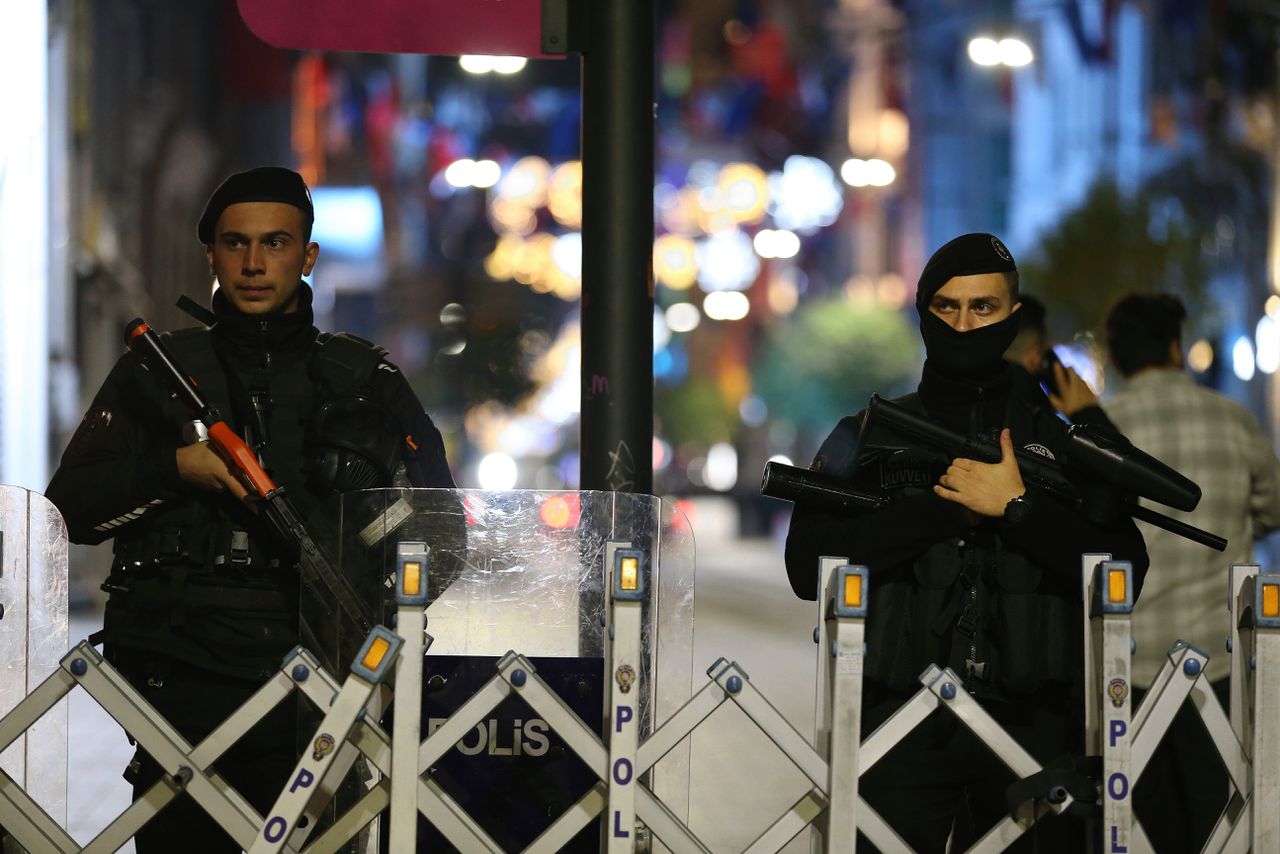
left=1107, top=678, right=1129, bottom=708
left=312, top=733, right=335, bottom=761
left=615, top=664, right=636, bottom=694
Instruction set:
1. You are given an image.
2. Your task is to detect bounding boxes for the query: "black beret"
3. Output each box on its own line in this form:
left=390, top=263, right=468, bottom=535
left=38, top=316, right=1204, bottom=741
left=197, top=166, right=314, bottom=245
left=916, top=232, right=1016, bottom=311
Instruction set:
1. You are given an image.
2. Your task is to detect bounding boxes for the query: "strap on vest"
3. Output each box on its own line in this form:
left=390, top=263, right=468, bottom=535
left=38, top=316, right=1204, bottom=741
left=176, top=295, right=218, bottom=327
left=113, top=519, right=280, bottom=574
left=160, top=328, right=234, bottom=430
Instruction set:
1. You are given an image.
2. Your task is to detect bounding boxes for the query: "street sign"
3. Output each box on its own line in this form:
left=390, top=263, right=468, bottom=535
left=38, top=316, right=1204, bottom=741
left=236, top=0, right=557, bottom=57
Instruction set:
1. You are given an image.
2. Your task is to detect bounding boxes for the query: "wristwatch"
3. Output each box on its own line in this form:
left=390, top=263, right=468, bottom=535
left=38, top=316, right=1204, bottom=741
left=1004, top=492, right=1032, bottom=526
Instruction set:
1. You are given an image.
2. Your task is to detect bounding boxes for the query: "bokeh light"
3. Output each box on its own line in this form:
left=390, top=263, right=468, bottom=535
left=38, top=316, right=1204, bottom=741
left=703, top=290, right=750, bottom=321
left=967, top=37, right=1001, bottom=66
left=1233, top=336, right=1256, bottom=381
left=654, top=234, right=699, bottom=290
left=498, top=156, right=551, bottom=209
left=459, top=55, right=528, bottom=74
left=841, top=158, right=896, bottom=188
left=717, top=162, right=769, bottom=225
left=548, top=160, right=583, bottom=228
left=768, top=155, right=843, bottom=234
left=1257, top=317, right=1280, bottom=374
left=665, top=302, right=701, bottom=333
left=999, top=38, right=1034, bottom=67
left=703, top=442, right=738, bottom=491
left=696, top=228, right=760, bottom=292
left=753, top=228, right=801, bottom=259
left=477, top=452, right=519, bottom=490
left=1187, top=339, right=1214, bottom=373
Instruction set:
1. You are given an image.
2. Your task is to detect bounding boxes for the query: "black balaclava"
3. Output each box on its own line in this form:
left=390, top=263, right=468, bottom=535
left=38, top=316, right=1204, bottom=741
left=916, top=233, right=1020, bottom=378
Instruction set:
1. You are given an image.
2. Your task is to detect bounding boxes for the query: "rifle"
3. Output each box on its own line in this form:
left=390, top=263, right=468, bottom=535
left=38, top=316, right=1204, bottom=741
left=760, top=460, right=889, bottom=514
left=124, top=317, right=376, bottom=634
left=861, top=394, right=1226, bottom=552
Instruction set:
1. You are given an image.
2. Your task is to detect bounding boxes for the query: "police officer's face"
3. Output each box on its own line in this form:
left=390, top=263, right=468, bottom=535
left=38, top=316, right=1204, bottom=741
left=928, top=273, right=1019, bottom=332
left=205, top=202, right=319, bottom=315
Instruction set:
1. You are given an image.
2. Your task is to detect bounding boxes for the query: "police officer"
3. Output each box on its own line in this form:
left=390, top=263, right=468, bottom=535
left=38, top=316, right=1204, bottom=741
left=785, top=233, right=1148, bottom=852
left=46, top=167, right=455, bottom=853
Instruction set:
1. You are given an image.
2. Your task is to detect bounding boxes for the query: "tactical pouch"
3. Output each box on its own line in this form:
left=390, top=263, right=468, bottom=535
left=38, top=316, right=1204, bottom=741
left=989, top=550, right=1075, bottom=692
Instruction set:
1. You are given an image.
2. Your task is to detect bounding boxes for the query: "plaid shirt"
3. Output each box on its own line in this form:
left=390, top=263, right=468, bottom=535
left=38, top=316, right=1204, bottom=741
left=1103, top=368, right=1280, bottom=686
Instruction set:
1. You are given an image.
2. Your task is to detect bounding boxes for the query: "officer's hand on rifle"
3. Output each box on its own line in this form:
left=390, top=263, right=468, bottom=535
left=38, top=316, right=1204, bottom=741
left=1048, top=361, right=1099, bottom=417
left=177, top=441, right=250, bottom=501
left=934, top=428, right=1026, bottom=518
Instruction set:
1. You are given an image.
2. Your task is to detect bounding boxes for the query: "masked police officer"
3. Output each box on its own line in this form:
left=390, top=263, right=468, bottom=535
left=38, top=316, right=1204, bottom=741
left=785, top=233, right=1149, bottom=852
left=47, top=167, right=456, bottom=853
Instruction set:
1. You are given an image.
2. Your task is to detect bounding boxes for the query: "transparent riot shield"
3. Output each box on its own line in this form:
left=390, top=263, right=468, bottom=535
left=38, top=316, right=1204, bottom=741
left=301, top=488, right=695, bottom=852
left=0, top=486, right=70, bottom=834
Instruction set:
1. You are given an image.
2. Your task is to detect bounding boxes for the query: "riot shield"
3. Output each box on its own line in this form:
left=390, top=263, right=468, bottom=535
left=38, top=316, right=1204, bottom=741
left=0, top=486, right=69, bottom=834
left=301, top=488, right=695, bottom=851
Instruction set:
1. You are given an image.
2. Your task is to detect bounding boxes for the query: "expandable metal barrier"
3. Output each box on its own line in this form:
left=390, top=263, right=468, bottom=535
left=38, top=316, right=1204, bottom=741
left=1086, top=561, right=1280, bottom=854
left=807, top=554, right=1280, bottom=853
left=809, top=554, right=1085, bottom=853
left=1, top=546, right=1278, bottom=852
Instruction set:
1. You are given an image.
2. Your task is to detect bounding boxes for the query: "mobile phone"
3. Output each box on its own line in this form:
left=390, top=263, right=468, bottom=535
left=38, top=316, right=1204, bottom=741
left=1036, top=347, right=1062, bottom=395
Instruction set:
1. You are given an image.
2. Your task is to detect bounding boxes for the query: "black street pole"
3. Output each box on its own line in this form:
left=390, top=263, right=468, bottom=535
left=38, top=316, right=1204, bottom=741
left=578, top=0, right=655, bottom=495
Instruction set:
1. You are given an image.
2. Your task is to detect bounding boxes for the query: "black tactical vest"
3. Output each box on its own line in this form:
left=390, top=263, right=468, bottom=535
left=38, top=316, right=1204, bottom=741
left=102, top=327, right=390, bottom=680
left=858, top=393, right=1080, bottom=697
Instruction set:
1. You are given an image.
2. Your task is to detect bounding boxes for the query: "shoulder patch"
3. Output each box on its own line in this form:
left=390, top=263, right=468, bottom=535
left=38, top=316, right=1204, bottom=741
left=65, top=408, right=114, bottom=457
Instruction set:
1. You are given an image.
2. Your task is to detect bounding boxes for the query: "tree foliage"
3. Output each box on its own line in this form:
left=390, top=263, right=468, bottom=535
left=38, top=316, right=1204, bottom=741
left=655, top=377, right=741, bottom=448
left=1018, top=180, right=1210, bottom=339
left=752, top=298, right=919, bottom=444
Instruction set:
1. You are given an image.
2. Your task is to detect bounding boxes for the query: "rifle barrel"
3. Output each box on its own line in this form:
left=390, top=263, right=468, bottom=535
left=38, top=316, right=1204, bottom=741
left=862, top=393, right=1228, bottom=552
left=125, top=318, right=213, bottom=419
left=1129, top=504, right=1227, bottom=552
left=760, top=462, right=888, bottom=514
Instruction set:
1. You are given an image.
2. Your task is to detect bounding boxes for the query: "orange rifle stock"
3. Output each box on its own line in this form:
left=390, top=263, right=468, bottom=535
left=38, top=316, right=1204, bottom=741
left=124, top=317, right=375, bottom=634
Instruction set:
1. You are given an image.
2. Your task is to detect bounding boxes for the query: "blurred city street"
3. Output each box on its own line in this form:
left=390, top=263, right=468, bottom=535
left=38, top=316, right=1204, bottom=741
left=685, top=529, right=818, bottom=852
left=63, top=518, right=821, bottom=852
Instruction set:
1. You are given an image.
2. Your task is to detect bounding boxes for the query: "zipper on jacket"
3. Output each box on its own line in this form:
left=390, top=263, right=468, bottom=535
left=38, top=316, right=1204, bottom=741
left=967, top=583, right=979, bottom=674
left=258, top=319, right=272, bottom=370
left=970, top=384, right=985, bottom=438
left=957, top=542, right=985, bottom=687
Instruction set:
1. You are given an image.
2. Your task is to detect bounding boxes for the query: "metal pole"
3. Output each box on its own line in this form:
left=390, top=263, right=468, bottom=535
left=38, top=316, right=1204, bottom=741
left=1270, top=21, right=1280, bottom=440
left=579, top=0, right=655, bottom=494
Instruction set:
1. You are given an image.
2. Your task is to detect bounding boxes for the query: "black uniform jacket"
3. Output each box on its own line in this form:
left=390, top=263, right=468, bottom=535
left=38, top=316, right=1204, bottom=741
left=48, top=288, right=453, bottom=546
left=785, top=363, right=1149, bottom=696
left=46, top=286, right=455, bottom=678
